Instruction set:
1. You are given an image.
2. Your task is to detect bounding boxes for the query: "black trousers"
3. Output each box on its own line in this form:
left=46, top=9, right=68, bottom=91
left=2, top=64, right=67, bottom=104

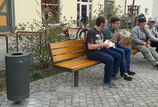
left=151, top=41, right=158, bottom=53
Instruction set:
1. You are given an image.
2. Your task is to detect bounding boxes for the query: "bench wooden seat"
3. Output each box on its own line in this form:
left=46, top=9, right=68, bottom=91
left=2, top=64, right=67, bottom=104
left=120, top=37, right=139, bottom=54
left=56, top=58, right=99, bottom=71
left=49, top=40, right=100, bottom=87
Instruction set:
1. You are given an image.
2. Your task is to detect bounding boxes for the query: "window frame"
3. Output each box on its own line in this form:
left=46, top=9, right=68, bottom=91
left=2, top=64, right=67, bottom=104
left=41, top=0, right=60, bottom=24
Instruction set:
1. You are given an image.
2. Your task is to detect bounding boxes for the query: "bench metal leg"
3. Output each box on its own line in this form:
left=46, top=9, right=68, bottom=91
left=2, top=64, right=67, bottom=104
left=74, top=71, right=79, bottom=87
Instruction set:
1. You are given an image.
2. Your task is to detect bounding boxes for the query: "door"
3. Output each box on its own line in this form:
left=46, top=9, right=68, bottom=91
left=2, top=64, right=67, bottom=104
left=77, top=0, right=92, bottom=27
left=81, top=4, right=89, bottom=19
left=0, top=0, right=14, bottom=32
left=77, top=3, right=90, bottom=27
left=80, top=3, right=89, bottom=21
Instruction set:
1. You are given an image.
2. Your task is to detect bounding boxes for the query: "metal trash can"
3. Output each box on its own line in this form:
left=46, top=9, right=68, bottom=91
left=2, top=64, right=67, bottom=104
left=5, top=52, right=33, bottom=103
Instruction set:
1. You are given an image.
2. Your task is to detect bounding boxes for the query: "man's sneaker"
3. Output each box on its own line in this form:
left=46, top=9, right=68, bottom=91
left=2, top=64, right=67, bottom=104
left=156, top=64, right=158, bottom=69
left=127, top=71, right=136, bottom=75
left=112, top=76, right=121, bottom=80
left=104, top=82, right=118, bottom=88
left=121, top=73, right=132, bottom=81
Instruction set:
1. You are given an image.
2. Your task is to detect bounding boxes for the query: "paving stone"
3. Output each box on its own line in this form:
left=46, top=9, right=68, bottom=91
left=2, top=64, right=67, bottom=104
left=1, top=53, right=158, bottom=106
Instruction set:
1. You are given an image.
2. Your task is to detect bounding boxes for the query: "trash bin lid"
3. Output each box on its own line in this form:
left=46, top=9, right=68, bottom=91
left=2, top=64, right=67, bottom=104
left=5, top=52, right=30, bottom=58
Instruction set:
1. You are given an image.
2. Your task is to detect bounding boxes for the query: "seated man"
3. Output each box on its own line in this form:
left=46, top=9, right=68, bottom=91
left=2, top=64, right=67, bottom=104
left=145, top=18, right=158, bottom=53
left=103, top=17, right=135, bottom=81
left=131, top=17, right=158, bottom=68
left=85, top=16, right=121, bottom=88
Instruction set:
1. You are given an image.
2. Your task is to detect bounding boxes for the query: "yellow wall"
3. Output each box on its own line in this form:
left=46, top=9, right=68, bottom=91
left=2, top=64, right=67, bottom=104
left=91, top=0, right=125, bottom=17
left=59, top=0, right=105, bottom=23
left=13, top=0, right=125, bottom=27
left=14, top=0, right=41, bottom=26
left=92, top=0, right=104, bottom=17
left=60, top=0, right=77, bottom=24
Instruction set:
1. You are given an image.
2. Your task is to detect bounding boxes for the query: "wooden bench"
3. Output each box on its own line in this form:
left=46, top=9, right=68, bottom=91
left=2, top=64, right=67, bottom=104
left=120, top=37, right=139, bottom=54
left=49, top=40, right=100, bottom=87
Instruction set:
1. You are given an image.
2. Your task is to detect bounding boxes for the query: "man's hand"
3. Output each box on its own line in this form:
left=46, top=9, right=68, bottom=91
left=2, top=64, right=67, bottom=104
left=115, top=32, right=123, bottom=38
left=143, top=42, right=147, bottom=46
left=146, top=44, right=151, bottom=48
left=143, top=42, right=151, bottom=48
left=103, top=42, right=110, bottom=49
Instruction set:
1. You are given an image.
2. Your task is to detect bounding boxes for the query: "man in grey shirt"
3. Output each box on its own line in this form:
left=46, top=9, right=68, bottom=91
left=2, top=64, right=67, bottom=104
left=145, top=18, right=158, bottom=52
left=131, top=17, right=158, bottom=68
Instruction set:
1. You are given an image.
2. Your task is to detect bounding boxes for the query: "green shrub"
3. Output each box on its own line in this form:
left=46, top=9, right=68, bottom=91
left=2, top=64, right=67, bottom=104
left=9, top=20, right=67, bottom=68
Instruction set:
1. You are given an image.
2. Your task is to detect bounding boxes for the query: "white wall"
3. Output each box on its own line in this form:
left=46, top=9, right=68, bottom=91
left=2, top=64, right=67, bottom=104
left=152, top=0, right=158, bottom=22
left=126, top=0, right=153, bottom=19
left=14, top=0, right=41, bottom=26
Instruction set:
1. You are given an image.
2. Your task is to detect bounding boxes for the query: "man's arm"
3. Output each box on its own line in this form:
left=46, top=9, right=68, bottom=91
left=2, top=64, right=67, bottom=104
left=154, top=27, right=158, bottom=37
left=88, top=43, right=110, bottom=50
left=109, top=33, right=119, bottom=42
left=131, top=29, right=144, bottom=45
left=109, top=33, right=122, bottom=42
left=145, top=26, right=158, bottom=42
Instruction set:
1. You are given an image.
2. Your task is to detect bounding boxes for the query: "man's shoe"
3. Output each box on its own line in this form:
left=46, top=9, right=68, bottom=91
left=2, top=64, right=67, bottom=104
left=104, top=82, right=118, bottom=88
left=156, top=64, right=158, bottom=69
left=112, top=76, right=121, bottom=80
left=121, top=73, right=132, bottom=81
left=127, top=71, right=135, bottom=75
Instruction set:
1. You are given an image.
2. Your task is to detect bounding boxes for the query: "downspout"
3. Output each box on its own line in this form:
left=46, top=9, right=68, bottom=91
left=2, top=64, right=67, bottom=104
left=124, top=0, right=127, bottom=16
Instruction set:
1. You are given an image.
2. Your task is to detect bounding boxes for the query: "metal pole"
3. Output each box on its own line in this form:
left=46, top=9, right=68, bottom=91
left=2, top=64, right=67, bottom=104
left=6, top=36, right=8, bottom=53
left=74, top=71, right=79, bottom=87
left=16, top=32, right=19, bottom=52
left=124, top=0, right=127, bottom=16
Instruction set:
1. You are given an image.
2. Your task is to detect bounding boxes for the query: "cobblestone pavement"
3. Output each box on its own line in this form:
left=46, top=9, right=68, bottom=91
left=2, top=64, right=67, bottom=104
left=0, top=53, right=158, bottom=107
left=0, top=36, right=7, bottom=70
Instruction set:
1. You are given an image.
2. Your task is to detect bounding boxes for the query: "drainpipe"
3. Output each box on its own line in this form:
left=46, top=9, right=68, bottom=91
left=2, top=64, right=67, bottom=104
left=124, top=0, right=127, bottom=16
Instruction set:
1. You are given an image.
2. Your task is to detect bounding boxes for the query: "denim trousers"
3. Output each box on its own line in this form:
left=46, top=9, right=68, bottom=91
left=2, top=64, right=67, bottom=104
left=88, top=49, right=121, bottom=84
left=110, top=45, right=132, bottom=74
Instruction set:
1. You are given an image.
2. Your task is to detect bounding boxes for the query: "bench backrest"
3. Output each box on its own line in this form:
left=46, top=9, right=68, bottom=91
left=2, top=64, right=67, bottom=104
left=120, top=37, right=139, bottom=54
left=49, top=40, right=86, bottom=64
left=121, top=37, right=131, bottom=46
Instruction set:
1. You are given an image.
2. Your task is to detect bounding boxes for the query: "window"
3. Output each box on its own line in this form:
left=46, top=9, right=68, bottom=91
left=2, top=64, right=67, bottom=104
left=145, top=8, right=148, bottom=15
left=104, top=1, right=113, bottom=16
left=82, top=0, right=88, bottom=2
left=77, top=0, right=92, bottom=26
left=41, top=0, right=59, bottom=24
left=0, top=0, right=15, bottom=32
left=77, top=0, right=91, bottom=2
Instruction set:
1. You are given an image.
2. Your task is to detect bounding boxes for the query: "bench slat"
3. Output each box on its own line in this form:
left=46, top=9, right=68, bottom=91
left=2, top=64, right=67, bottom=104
left=52, top=45, right=85, bottom=56
left=120, top=37, right=130, bottom=46
left=50, top=40, right=85, bottom=49
left=56, top=58, right=91, bottom=66
left=120, top=37, right=139, bottom=54
left=53, top=51, right=85, bottom=62
left=132, top=49, right=139, bottom=54
left=56, top=58, right=99, bottom=71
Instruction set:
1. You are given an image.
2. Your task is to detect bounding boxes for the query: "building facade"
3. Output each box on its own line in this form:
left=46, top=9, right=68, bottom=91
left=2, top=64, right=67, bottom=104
left=0, top=0, right=126, bottom=32
left=126, top=0, right=158, bottom=21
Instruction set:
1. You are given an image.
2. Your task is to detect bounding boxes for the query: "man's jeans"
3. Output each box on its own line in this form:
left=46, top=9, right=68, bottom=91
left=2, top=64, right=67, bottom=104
left=110, top=45, right=132, bottom=74
left=88, top=49, right=121, bottom=84
left=135, top=44, right=158, bottom=67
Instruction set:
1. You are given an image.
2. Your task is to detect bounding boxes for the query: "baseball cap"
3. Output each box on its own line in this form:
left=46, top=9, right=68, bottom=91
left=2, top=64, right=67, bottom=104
left=148, top=17, right=155, bottom=22
left=138, top=17, right=146, bottom=22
